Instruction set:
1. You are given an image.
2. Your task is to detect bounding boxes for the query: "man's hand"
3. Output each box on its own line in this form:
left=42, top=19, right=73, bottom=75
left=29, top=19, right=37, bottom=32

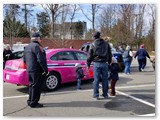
left=42, top=71, right=49, bottom=76
left=86, top=66, right=90, bottom=72
left=46, top=72, right=50, bottom=76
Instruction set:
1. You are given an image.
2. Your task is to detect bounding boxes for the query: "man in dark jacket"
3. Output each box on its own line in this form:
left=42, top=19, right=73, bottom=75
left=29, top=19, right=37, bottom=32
left=87, top=31, right=112, bottom=100
left=23, top=33, right=48, bottom=108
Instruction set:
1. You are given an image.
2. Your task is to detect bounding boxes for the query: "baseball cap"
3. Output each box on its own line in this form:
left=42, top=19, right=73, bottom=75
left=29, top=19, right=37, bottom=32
left=32, top=33, right=41, bottom=38
left=93, top=31, right=101, bottom=39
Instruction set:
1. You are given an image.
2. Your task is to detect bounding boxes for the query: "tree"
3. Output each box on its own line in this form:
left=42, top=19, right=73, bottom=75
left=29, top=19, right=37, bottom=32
left=144, top=4, right=155, bottom=51
left=3, top=14, right=30, bottom=37
left=69, top=4, right=79, bottom=39
left=42, top=4, right=63, bottom=38
left=3, top=4, right=21, bottom=49
left=37, top=12, right=50, bottom=38
left=79, top=4, right=101, bottom=32
left=98, top=5, right=116, bottom=37
left=74, top=21, right=83, bottom=39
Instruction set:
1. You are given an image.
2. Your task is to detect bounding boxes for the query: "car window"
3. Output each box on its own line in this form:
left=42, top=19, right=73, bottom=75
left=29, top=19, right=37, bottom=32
left=50, top=51, right=75, bottom=61
left=17, top=52, right=24, bottom=57
left=81, top=43, right=92, bottom=53
left=74, top=51, right=88, bottom=60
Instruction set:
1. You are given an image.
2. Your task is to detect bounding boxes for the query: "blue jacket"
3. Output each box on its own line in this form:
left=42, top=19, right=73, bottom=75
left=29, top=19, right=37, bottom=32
left=109, top=63, right=119, bottom=80
left=134, top=48, right=150, bottom=60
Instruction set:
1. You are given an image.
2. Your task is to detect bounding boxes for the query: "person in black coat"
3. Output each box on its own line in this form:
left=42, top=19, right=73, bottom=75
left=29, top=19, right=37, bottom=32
left=23, top=33, right=48, bottom=108
left=3, top=45, right=13, bottom=69
left=75, top=63, right=85, bottom=90
left=108, top=57, right=119, bottom=97
left=134, top=44, right=151, bottom=71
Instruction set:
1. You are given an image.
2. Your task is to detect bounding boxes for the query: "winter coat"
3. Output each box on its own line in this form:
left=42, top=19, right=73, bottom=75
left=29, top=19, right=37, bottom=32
left=134, top=48, right=150, bottom=60
left=23, top=41, right=48, bottom=73
left=109, top=63, right=119, bottom=80
left=87, top=39, right=112, bottom=67
left=76, top=67, right=85, bottom=79
left=3, top=49, right=13, bottom=61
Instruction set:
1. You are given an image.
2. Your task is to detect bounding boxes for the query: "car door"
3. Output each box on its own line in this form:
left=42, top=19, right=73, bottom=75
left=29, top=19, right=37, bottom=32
left=49, top=51, right=78, bottom=83
left=73, top=51, right=93, bottom=79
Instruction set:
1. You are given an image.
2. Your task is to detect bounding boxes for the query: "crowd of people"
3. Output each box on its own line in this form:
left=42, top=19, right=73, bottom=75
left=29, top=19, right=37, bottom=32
left=3, top=31, right=154, bottom=108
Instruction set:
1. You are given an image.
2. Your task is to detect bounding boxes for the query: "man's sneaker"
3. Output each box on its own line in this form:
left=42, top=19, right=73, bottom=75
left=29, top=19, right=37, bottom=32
left=100, top=94, right=108, bottom=99
left=108, top=93, right=116, bottom=98
left=141, top=68, right=145, bottom=72
left=93, top=96, right=99, bottom=100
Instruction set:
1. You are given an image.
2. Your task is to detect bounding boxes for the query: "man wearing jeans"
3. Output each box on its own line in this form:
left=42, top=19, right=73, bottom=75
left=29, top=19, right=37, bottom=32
left=87, top=31, right=112, bottom=100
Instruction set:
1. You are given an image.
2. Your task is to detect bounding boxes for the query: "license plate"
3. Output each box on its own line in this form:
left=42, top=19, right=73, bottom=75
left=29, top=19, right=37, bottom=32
left=6, top=74, right=10, bottom=80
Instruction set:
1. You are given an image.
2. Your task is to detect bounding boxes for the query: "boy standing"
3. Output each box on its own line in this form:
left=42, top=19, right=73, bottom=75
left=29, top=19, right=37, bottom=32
left=75, top=63, right=85, bottom=90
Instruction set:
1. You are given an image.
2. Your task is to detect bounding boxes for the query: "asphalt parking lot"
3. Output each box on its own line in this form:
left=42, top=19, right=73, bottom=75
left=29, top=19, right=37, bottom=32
left=3, top=58, right=156, bottom=117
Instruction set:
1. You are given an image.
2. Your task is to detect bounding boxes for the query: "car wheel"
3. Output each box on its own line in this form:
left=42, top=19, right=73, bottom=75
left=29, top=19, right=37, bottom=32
left=44, top=72, right=61, bottom=91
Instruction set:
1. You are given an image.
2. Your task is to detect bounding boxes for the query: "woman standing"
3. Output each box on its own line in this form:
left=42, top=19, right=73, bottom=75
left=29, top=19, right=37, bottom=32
left=122, top=46, right=133, bottom=74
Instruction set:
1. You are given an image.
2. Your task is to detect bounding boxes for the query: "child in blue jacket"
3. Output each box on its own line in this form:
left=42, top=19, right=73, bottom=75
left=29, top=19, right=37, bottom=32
left=108, top=57, right=119, bottom=97
left=75, top=63, right=85, bottom=90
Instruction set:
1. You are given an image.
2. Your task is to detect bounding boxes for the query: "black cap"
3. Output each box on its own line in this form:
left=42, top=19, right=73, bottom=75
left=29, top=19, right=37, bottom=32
left=93, top=31, right=101, bottom=39
left=32, top=33, right=41, bottom=38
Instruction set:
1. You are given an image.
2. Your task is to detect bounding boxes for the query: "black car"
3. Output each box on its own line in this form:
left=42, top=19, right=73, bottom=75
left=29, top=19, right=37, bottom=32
left=12, top=51, right=24, bottom=59
left=81, top=42, right=125, bottom=71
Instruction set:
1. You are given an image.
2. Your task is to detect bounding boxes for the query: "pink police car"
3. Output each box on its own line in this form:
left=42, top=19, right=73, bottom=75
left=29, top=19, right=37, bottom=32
left=3, top=48, right=93, bottom=91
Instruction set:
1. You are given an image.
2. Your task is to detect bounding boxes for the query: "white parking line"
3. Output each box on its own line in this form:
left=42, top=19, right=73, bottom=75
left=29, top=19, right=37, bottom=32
left=138, top=113, right=155, bottom=116
left=3, top=95, right=29, bottom=99
left=116, top=90, right=155, bottom=108
left=116, top=84, right=155, bottom=89
left=99, top=84, right=155, bottom=108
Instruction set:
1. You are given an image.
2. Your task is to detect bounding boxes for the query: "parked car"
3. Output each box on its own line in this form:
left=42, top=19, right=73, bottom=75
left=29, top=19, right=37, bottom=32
left=80, top=42, right=125, bottom=71
left=12, top=51, right=24, bottom=59
left=12, top=47, right=49, bottom=59
left=3, top=48, right=93, bottom=91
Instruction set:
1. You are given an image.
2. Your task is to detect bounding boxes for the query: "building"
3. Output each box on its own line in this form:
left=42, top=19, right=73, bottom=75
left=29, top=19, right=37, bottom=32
left=54, top=21, right=87, bottom=40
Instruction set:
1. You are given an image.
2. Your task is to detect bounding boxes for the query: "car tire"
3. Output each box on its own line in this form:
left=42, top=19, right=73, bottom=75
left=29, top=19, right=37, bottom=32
left=44, top=72, right=61, bottom=91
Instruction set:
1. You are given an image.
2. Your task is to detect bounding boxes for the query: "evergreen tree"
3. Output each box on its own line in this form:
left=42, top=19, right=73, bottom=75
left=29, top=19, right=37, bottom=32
left=37, top=12, right=50, bottom=38
left=74, top=21, right=83, bottom=39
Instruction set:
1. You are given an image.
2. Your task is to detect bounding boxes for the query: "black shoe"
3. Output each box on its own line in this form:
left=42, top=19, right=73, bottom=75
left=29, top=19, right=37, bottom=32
left=30, top=103, right=43, bottom=108
left=100, top=94, right=108, bottom=99
left=27, top=100, right=30, bottom=106
left=77, top=87, right=82, bottom=90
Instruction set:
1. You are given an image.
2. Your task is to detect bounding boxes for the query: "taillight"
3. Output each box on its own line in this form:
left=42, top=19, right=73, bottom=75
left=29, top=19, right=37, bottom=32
left=19, top=62, right=27, bottom=69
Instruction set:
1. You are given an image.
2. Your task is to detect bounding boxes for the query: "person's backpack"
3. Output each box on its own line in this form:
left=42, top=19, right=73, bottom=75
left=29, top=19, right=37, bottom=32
left=122, top=50, right=129, bottom=58
left=122, top=50, right=132, bottom=61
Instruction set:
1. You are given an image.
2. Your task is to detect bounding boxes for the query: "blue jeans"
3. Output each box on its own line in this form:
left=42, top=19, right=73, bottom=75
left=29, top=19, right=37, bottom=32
left=77, top=78, right=81, bottom=89
left=93, top=62, right=108, bottom=97
left=124, top=60, right=132, bottom=74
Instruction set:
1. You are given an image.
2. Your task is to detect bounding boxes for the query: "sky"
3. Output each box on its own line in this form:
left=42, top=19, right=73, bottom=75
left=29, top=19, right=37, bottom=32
left=33, top=4, right=94, bottom=30
left=1, top=0, right=160, bottom=120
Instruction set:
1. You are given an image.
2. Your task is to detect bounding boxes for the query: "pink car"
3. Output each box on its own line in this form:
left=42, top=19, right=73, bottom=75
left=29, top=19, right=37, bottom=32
left=3, top=48, right=93, bottom=91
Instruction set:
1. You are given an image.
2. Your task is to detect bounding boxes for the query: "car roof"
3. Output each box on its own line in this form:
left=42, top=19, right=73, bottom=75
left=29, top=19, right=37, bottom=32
left=46, top=48, right=87, bottom=54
